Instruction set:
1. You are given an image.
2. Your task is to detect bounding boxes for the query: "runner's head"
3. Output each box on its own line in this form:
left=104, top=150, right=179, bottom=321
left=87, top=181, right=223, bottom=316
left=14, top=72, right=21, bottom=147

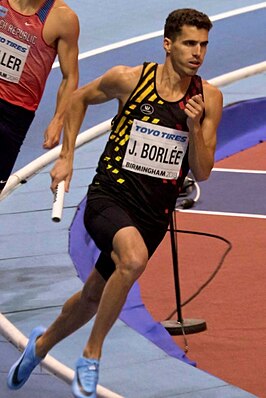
left=164, top=9, right=212, bottom=41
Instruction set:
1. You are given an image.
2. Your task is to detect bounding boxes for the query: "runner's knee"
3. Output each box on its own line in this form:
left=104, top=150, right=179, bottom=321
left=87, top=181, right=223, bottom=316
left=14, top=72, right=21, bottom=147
left=113, top=250, right=147, bottom=280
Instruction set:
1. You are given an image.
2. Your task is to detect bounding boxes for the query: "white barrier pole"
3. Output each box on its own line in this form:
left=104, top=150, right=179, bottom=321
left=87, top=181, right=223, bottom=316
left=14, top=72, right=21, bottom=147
left=0, top=313, right=124, bottom=398
left=209, top=61, right=266, bottom=87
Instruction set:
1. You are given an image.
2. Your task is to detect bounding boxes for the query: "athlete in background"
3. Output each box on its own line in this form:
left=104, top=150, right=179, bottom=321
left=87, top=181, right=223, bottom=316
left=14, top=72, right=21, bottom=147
left=7, top=8, right=223, bottom=398
left=0, top=0, right=79, bottom=193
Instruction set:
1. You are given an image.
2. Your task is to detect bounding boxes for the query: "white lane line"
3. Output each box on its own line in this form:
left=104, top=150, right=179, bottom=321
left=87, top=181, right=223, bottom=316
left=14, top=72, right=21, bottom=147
left=52, top=3, right=266, bottom=68
left=211, top=2, right=266, bottom=21
left=212, top=168, right=266, bottom=174
left=178, top=209, right=266, bottom=219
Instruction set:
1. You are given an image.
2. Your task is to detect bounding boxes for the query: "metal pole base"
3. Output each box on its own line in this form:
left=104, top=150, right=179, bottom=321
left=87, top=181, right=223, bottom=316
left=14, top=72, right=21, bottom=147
left=161, top=319, right=207, bottom=335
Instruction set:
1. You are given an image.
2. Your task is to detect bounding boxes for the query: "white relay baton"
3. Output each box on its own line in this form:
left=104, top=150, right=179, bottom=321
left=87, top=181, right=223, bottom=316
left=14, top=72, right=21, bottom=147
left=52, top=181, right=65, bottom=222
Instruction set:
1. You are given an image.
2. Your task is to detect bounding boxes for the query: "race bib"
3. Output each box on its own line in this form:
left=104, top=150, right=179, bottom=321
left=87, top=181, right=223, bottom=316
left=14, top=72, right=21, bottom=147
left=0, top=32, right=29, bottom=83
left=122, top=119, right=189, bottom=179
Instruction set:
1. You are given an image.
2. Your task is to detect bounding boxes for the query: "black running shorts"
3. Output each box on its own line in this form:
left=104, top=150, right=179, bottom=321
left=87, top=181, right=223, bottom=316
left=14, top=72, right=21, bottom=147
left=0, top=99, right=35, bottom=190
left=84, top=193, right=168, bottom=280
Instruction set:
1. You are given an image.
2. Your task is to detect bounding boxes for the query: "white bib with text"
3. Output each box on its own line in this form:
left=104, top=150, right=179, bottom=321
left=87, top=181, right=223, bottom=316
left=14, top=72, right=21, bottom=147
left=0, top=32, right=30, bottom=83
left=122, top=119, right=189, bottom=180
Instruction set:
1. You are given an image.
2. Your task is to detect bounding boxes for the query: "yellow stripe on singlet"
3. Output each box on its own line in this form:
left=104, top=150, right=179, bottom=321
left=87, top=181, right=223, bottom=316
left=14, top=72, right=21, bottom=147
left=132, top=64, right=156, bottom=101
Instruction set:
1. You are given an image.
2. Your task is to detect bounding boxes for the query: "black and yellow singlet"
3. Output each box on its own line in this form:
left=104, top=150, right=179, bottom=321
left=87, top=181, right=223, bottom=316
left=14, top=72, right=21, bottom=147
left=89, top=62, right=204, bottom=227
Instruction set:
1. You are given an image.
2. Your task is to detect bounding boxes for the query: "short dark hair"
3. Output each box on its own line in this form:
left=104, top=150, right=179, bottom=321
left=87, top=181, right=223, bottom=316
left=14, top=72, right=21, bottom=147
left=164, top=9, right=212, bottom=40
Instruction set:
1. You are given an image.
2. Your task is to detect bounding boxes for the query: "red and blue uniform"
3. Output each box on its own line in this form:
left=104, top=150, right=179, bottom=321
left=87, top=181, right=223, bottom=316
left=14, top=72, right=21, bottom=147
left=0, top=0, right=57, bottom=190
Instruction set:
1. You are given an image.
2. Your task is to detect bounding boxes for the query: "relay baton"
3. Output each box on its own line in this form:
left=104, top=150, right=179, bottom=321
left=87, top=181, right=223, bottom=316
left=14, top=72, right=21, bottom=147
left=52, top=181, right=65, bottom=222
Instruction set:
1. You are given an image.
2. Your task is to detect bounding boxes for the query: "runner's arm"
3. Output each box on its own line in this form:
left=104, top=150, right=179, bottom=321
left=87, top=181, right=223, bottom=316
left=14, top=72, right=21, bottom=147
left=43, top=9, right=79, bottom=149
left=186, top=84, right=223, bottom=181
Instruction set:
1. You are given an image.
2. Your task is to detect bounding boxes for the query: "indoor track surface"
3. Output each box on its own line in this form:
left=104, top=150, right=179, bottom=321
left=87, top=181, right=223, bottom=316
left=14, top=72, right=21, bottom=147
left=0, top=1, right=265, bottom=397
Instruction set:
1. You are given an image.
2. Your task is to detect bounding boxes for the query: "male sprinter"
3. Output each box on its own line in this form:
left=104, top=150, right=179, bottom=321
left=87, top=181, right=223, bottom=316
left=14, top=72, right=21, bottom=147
left=8, top=9, right=222, bottom=398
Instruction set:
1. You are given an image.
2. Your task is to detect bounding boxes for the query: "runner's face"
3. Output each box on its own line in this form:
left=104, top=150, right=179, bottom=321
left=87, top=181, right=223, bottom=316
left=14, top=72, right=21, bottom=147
left=164, top=25, right=209, bottom=77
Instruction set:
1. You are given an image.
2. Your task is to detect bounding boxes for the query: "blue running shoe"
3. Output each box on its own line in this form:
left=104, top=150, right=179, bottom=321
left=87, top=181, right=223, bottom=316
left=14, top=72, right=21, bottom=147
left=72, top=357, right=100, bottom=398
left=7, top=326, right=46, bottom=390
